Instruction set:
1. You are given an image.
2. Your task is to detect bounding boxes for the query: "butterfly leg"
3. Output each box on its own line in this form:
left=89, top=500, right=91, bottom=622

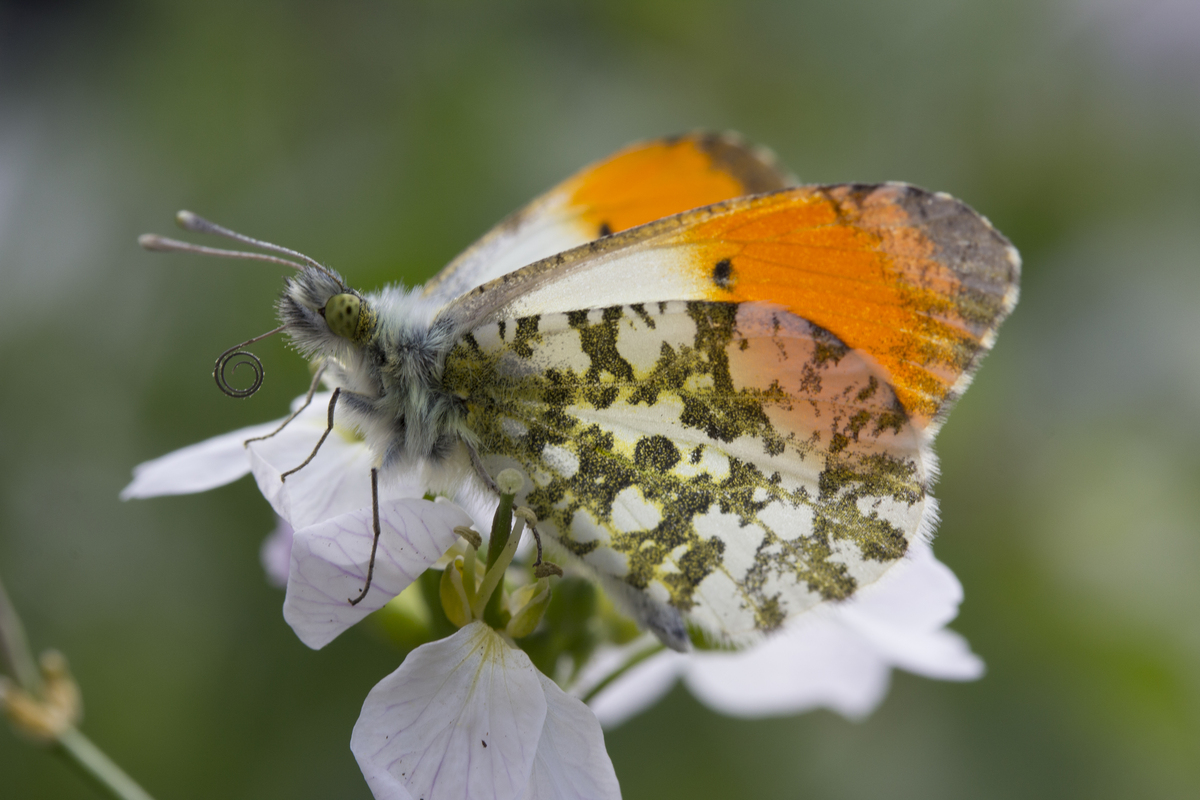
left=464, top=439, right=501, bottom=496
left=349, top=467, right=381, bottom=606
left=243, top=362, right=328, bottom=447
left=280, top=387, right=341, bottom=481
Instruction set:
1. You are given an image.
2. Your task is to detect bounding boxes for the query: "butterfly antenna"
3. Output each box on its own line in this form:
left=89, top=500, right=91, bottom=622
left=174, top=210, right=346, bottom=287
left=138, top=234, right=310, bottom=272
left=214, top=325, right=286, bottom=398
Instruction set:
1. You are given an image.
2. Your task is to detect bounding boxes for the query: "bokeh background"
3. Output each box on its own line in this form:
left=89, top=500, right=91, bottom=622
left=2, top=1, right=1198, bottom=797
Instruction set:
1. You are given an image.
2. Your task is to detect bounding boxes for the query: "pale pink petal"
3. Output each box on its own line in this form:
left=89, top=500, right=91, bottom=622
left=119, top=419, right=281, bottom=499
left=351, top=622, right=547, bottom=800
left=682, top=619, right=891, bottom=720
left=523, top=672, right=621, bottom=800
left=283, top=498, right=472, bottom=649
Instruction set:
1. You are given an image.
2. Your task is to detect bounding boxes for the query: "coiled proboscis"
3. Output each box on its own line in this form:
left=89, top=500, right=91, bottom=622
left=214, top=345, right=264, bottom=398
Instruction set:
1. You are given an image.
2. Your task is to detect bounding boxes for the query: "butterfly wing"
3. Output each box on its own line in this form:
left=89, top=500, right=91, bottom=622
left=445, top=301, right=930, bottom=647
left=442, top=183, right=1020, bottom=431
left=438, top=183, right=1018, bottom=647
left=421, top=132, right=791, bottom=303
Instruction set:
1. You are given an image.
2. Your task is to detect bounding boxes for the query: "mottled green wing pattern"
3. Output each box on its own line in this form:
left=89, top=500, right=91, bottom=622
left=442, top=301, right=934, bottom=646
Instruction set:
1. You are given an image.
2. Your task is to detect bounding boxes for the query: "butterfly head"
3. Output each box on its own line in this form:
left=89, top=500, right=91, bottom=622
left=140, top=211, right=382, bottom=398
left=276, top=266, right=377, bottom=364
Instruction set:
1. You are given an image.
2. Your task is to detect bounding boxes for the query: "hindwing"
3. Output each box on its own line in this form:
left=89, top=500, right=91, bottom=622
left=442, top=301, right=932, bottom=645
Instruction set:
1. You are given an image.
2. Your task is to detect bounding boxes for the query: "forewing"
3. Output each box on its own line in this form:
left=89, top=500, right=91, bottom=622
left=441, top=183, right=1020, bottom=430
left=421, top=132, right=790, bottom=303
left=443, top=301, right=933, bottom=645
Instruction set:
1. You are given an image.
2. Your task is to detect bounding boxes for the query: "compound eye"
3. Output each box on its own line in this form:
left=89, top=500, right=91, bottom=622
left=321, top=293, right=364, bottom=340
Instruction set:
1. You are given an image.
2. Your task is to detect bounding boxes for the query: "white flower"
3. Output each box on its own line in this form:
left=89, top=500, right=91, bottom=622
left=122, top=393, right=391, bottom=514
left=283, top=494, right=473, bottom=649
left=352, top=621, right=620, bottom=800
left=121, top=392, right=493, bottom=531
left=120, top=392, right=489, bottom=646
left=582, top=538, right=983, bottom=726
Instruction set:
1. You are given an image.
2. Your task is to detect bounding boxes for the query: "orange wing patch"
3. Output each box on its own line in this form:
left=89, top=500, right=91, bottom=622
left=672, top=185, right=1018, bottom=422
left=567, top=134, right=790, bottom=237
left=422, top=132, right=790, bottom=302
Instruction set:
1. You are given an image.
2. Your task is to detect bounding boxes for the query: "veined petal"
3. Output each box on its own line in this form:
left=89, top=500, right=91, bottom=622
left=351, top=622, right=547, bottom=800
left=248, top=435, right=383, bottom=530
left=283, top=498, right=471, bottom=649
left=244, top=392, right=417, bottom=528
left=119, top=418, right=281, bottom=499
left=523, top=672, right=621, bottom=800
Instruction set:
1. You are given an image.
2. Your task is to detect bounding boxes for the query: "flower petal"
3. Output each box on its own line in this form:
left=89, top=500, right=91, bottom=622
left=283, top=498, right=472, bottom=649
left=259, top=516, right=293, bottom=589
left=351, top=622, right=547, bottom=800
left=243, top=393, right=414, bottom=528
left=119, top=419, right=281, bottom=499
left=586, top=543, right=981, bottom=724
left=523, top=672, right=621, bottom=800
left=835, top=539, right=983, bottom=681
left=847, top=538, right=965, bottom=631
left=839, top=609, right=984, bottom=681
left=682, top=619, right=891, bottom=720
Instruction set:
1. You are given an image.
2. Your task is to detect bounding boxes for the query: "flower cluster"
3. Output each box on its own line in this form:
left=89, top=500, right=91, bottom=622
left=124, top=391, right=983, bottom=799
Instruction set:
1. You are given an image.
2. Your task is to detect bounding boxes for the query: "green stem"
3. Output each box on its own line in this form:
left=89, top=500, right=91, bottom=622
left=56, top=727, right=157, bottom=800
left=0, top=572, right=43, bottom=697
left=580, top=641, right=666, bottom=704
left=2, top=573, right=158, bottom=800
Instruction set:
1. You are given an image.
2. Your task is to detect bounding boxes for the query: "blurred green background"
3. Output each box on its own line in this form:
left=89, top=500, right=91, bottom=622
left=2, top=1, right=1197, bottom=797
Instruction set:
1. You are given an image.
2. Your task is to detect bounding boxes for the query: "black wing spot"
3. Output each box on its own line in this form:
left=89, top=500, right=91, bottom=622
left=712, top=258, right=735, bottom=290
left=634, top=434, right=682, bottom=472
left=598, top=221, right=613, bottom=237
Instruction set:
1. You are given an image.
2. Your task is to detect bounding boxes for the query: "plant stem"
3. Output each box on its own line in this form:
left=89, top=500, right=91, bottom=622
left=2, top=572, right=159, bottom=800
left=0, top=572, right=43, bottom=696
left=56, top=726, right=157, bottom=800
left=580, top=641, right=666, bottom=704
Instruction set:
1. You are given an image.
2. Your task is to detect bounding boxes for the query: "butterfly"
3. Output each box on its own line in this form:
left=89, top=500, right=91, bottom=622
left=142, top=133, right=1019, bottom=651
